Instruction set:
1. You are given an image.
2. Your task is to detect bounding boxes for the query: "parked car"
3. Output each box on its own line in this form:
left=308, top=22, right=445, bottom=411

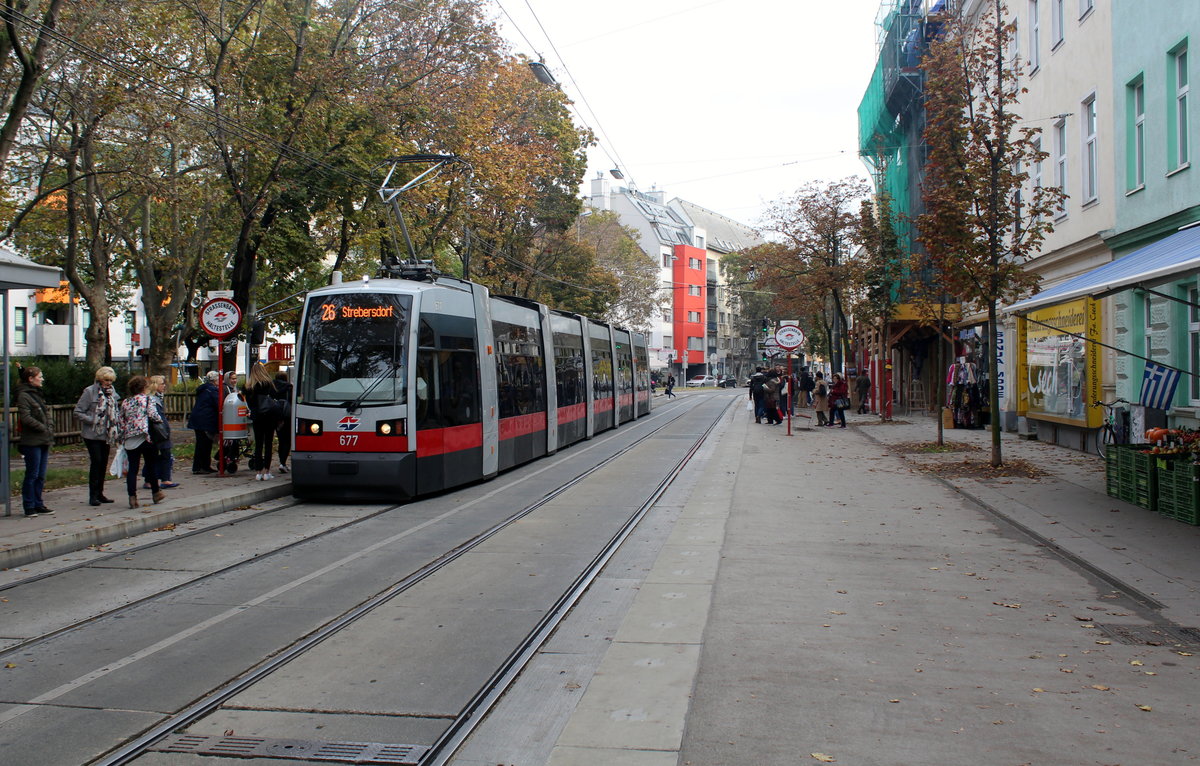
left=685, top=375, right=717, bottom=387
left=718, top=376, right=739, bottom=388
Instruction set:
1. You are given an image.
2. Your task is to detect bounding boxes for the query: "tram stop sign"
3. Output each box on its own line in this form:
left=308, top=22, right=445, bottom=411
left=200, top=298, right=243, bottom=340
left=774, top=325, right=805, bottom=350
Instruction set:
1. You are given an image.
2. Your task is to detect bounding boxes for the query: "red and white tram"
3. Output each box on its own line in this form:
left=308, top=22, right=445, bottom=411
left=290, top=274, right=651, bottom=501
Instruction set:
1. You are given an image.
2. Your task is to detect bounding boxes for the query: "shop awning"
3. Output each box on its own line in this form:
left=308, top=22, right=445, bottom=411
left=0, top=245, right=60, bottom=290
left=1008, top=225, right=1200, bottom=314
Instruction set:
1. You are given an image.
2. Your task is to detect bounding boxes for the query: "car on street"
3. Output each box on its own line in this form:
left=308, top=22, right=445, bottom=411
left=718, top=376, right=739, bottom=388
left=685, top=374, right=717, bottom=387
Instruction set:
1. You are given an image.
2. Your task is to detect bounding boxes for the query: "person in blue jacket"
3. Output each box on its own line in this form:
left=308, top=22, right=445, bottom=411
left=187, top=370, right=221, bottom=474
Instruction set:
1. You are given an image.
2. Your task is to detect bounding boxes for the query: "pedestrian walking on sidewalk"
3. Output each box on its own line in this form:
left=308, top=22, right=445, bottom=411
left=812, top=372, right=829, bottom=426
left=855, top=370, right=871, bottom=414
left=73, top=365, right=120, bottom=507
left=664, top=374, right=677, bottom=399
left=187, top=371, right=220, bottom=474
left=246, top=362, right=287, bottom=481
left=274, top=370, right=293, bottom=473
left=143, top=375, right=179, bottom=489
left=118, top=375, right=164, bottom=508
left=828, top=372, right=849, bottom=428
left=16, top=365, right=54, bottom=516
left=749, top=367, right=766, bottom=422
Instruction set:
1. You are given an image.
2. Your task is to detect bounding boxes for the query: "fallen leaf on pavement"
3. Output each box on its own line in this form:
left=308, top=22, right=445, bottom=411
left=1090, top=684, right=1110, bottom=691
left=1137, top=705, right=1152, bottom=712
left=811, top=755, right=836, bottom=763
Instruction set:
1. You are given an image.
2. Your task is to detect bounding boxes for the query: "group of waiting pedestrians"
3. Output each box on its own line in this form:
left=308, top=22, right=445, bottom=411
left=13, top=362, right=292, bottom=518
left=748, top=366, right=870, bottom=430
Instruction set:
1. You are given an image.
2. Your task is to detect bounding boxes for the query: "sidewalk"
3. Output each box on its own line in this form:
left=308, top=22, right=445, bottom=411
left=1, top=453, right=292, bottom=570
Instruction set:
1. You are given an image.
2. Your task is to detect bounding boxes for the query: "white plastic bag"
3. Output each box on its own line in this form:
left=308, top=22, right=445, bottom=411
left=108, top=446, right=128, bottom=478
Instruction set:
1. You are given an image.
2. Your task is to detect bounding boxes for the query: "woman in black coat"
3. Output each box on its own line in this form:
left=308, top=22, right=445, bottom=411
left=187, top=371, right=221, bottom=474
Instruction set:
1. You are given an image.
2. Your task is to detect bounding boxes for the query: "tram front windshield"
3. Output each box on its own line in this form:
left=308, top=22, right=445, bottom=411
left=298, top=293, right=412, bottom=406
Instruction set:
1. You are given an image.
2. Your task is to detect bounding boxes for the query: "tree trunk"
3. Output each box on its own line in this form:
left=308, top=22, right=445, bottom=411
left=988, top=300, right=1002, bottom=466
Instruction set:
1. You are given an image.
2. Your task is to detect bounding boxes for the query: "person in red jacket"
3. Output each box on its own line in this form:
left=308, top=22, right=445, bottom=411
left=827, top=372, right=849, bottom=428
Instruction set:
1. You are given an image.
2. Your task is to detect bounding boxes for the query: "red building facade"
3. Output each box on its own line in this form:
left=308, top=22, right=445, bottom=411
left=672, top=244, right=707, bottom=369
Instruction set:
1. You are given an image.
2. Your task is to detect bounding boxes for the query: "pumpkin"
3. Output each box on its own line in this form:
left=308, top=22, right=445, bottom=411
left=1146, top=428, right=1168, bottom=443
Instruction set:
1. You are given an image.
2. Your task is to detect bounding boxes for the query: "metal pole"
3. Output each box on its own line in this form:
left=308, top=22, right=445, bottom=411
left=2, top=291, right=9, bottom=517
left=786, top=353, right=793, bottom=437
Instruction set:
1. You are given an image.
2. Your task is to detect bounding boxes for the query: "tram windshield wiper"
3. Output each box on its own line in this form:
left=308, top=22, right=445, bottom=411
left=343, top=359, right=401, bottom=413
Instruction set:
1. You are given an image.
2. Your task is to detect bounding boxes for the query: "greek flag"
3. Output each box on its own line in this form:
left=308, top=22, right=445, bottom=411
left=1139, top=361, right=1182, bottom=410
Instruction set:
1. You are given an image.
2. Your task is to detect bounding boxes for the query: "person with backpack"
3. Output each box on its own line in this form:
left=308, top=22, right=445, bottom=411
left=799, top=368, right=815, bottom=407
left=749, top=367, right=767, bottom=423
left=664, top=374, right=677, bottom=399
left=245, top=362, right=287, bottom=481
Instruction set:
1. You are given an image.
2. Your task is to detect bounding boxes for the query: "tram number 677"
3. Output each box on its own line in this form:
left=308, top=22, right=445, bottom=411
left=339, top=434, right=359, bottom=446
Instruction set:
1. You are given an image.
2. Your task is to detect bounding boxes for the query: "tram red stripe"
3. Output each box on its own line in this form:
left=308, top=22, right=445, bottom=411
left=417, top=423, right=484, bottom=456
left=499, top=412, right=548, bottom=440
left=557, top=402, right=586, bottom=425
left=594, top=396, right=614, bottom=414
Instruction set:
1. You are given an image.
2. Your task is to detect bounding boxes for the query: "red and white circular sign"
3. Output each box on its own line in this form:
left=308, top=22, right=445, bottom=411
left=200, top=298, right=242, bottom=339
left=774, top=325, right=805, bottom=350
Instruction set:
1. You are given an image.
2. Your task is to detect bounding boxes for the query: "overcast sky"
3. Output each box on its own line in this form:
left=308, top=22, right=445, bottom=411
left=494, top=0, right=882, bottom=230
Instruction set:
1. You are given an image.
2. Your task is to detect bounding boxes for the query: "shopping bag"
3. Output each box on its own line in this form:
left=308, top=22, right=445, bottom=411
left=746, top=399, right=753, bottom=411
left=108, top=446, right=128, bottom=478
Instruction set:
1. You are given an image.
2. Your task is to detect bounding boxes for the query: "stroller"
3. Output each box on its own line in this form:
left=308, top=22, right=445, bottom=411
left=220, top=435, right=252, bottom=474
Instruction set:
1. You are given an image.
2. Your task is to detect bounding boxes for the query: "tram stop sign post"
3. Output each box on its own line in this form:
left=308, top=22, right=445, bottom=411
left=772, top=326, right=805, bottom=436
left=199, top=298, right=243, bottom=477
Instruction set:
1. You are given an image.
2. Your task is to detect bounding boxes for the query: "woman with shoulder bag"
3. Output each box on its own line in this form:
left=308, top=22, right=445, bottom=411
left=142, top=375, right=179, bottom=489
left=74, top=366, right=120, bottom=506
left=812, top=372, right=829, bottom=427
left=117, top=375, right=165, bottom=507
left=246, top=362, right=285, bottom=481
left=828, top=372, right=849, bottom=428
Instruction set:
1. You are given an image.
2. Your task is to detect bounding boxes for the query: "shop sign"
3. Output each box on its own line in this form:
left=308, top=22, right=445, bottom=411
left=1020, top=297, right=1102, bottom=427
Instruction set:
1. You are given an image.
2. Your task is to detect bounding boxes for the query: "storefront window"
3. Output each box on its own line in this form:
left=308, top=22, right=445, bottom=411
left=1019, top=298, right=1102, bottom=427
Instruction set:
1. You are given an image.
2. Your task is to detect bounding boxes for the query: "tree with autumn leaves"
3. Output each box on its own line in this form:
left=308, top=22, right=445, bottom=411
left=918, top=0, right=1062, bottom=466
left=729, top=177, right=872, bottom=370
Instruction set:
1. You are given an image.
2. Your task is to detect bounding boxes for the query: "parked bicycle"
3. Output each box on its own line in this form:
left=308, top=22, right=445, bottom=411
left=1093, top=398, right=1129, bottom=457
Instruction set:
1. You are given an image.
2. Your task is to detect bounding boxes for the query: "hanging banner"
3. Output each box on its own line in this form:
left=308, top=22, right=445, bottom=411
left=1019, top=297, right=1102, bottom=427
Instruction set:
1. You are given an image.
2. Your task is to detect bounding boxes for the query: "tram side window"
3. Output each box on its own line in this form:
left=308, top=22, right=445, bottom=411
left=591, top=338, right=613, bottom=398
left=553, top=336, right=585, bottom=407
left=415, top=315, right=481, bottom=429
left=494, top=319, right=546, bottom=419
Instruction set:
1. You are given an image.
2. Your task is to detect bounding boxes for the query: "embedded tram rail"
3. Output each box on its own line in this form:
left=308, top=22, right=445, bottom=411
left=0, top=392, right=738, bottom=766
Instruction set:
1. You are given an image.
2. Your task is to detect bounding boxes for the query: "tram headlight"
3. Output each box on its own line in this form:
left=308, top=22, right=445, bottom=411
left=300, top=418, right=323, bottom=436
left=375, top=419, right=405, bottom=437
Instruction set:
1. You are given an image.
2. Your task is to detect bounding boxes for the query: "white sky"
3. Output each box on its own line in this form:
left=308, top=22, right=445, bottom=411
left=494, top=0, right=882, bottom=231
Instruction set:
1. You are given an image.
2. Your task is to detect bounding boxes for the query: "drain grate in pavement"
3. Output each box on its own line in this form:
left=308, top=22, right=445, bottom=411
left=1093, top=624, right=1200, bottom=648
left=152, top=733, right=429, bottom=764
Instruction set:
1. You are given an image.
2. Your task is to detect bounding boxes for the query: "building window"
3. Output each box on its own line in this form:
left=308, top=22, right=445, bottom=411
left=1028, top=0, right=1040, bottom=72
left=687, top=285, right=701, bottom=296
left=688, top=257, right=702, bottom=270
left=1051, top=0, right=1064, bottom=48
left=82, top=308, right=91, bottom=331
left=1129, top=77, right=1146, bottom=189
left=1190, top=287, right=1200, bottom=401
left=1054, top=117, right=1068, bottom=216
left=687, top=336, right=703, bottom=351
left=1170, top=43, right=1190, bottom=170
left=663, top=335, right=673, bottom=349
left=14, top=306, right=26, bottom=345
left=1079, top=0, right=1093, bottom=19
left=125, top=309, right=137, bottom=345
left=695, top=235, right=705, bottom=248
left=1081, top=93, right=1098, bottom=203
left=662, top=310, right=671, bottom=323
left=687, top=311, right=701, bottom=323
left=662, top=253, right=672, bottom=268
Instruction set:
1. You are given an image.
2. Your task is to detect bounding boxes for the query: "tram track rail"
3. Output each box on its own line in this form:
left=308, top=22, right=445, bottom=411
left=77, top=394, right=730, bottom=766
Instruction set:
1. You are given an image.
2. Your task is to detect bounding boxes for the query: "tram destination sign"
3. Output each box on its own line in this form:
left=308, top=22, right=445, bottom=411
left=199, top=298, right=242, bottom=339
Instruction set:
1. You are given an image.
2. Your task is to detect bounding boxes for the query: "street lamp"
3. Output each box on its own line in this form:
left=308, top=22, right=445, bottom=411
left=528, top=61, right=557, bottom=86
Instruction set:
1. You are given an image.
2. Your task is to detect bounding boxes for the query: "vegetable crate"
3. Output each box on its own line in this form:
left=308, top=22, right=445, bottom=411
left=1104, top=444, right=1156, bottom=510
left=1154, top=460, right=1200, bottom=525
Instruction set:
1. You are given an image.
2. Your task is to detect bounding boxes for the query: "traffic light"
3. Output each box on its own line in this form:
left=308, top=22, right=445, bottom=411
left=760, top=318, right=769, bottom=333
left=250, top=318, right=266, bottom=345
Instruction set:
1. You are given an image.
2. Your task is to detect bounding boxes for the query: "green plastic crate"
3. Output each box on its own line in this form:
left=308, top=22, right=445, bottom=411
left=1156, top=460, right=1200, bottom=524
left=1105, top=444, right=1157, bottom=510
